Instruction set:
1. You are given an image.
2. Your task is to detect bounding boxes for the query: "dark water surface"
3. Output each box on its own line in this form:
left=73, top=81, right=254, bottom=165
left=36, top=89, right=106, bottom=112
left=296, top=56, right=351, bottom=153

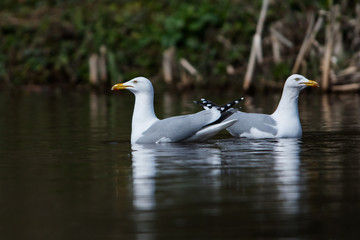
left=0, top=90, right=359, bottom=239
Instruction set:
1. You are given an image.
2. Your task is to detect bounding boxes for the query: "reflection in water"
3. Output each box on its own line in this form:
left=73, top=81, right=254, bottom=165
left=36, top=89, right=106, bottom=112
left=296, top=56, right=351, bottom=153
left=131, top=145, right=157, bottom=240
left=130, top=139, right=304, bottom=238
left=89, top=92, right=107, bottom=128
left=131, top=143, right=223, bottom=198
left=217, top=138, right=302, bottom=216
left=130, top=143, right=222, bottom=240
left=131, top=145, right=157, bottom=211
left=131, top=143, right=223, bottom=208
left=273, top=138, right=301, bottom=215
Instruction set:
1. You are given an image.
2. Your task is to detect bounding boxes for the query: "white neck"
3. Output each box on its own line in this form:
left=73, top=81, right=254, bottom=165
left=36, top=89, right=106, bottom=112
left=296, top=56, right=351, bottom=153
left=271, top=86, right=303, bottom=137
left=131, top=91, right=159, bottom=143
left=272, top=86, right=300, bottom=119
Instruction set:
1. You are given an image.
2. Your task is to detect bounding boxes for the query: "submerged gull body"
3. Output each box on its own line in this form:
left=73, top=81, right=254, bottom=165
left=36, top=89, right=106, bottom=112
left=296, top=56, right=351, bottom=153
left=111, top=77, right=238, bottom=144
left=197, top=74, right=319, bottom=139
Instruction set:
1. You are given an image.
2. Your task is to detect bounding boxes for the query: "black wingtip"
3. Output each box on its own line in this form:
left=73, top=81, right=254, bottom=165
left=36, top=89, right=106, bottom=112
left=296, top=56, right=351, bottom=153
left=194, top=97, right=244, bottom=113
left=194, top=98, right=218, bottom=108
left=217, top=97, right=244, bottom=112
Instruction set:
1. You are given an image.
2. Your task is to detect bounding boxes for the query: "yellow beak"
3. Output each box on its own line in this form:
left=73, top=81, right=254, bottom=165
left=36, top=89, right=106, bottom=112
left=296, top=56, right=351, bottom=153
left=111, top=83, right=132, bottom=91
left=303, top=80, right=320, bottom=87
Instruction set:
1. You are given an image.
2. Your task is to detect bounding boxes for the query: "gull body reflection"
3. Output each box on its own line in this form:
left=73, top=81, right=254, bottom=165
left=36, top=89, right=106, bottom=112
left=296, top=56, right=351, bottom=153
left=131, top=145, right=157, bottom=211
left=216, top=137, right=302, bottom=216
left=130, top=143, right=222, bottom=240
left=273, top=138, right=301, bottom=214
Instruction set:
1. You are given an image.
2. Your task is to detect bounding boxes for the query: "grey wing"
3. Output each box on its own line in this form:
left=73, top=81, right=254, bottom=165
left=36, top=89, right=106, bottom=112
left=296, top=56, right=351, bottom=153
left=226, top=111, right=277, bottom=136
left=136, top=110, right=220, bottom=143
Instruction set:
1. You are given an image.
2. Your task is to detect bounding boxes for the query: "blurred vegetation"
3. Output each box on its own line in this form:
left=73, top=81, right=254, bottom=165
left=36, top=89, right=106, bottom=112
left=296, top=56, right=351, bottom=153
left=0, top=0, right=357, bottom=88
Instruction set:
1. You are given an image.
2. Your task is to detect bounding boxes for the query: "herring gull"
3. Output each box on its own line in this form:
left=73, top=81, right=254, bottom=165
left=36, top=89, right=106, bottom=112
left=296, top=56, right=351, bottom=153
left=111, top=77, right=239, bottom=144
left=196, top=74, right=319, bottom=138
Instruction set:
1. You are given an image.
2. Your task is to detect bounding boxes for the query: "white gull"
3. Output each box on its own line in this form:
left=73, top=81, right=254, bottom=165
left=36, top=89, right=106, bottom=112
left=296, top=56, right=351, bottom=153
left=197, top=74, right=319, bottom=139
left=111, top=77, right=238, bottom=144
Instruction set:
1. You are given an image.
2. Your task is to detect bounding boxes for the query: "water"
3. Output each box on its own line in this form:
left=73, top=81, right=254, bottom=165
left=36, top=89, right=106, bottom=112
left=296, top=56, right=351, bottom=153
left=0, top=90, right=359, bottom=239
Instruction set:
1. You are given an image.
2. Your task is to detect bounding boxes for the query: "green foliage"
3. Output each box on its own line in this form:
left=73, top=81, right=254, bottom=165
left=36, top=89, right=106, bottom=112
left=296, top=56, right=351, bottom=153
left=0, top=0, right=258, bottom=85
left=0, top=0, right=354, bottom=86
left=271, top=62, right=292, bottom=81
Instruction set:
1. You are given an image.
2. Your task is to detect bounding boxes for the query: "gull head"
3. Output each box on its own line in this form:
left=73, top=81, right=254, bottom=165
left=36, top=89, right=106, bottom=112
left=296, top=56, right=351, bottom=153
left=284, top=74, right=319, bottom=90
left=111, top=77, right=154, bottom=94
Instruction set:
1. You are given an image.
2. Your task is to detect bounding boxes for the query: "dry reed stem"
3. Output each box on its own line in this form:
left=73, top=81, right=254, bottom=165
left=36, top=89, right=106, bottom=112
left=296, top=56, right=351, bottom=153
left=89, top=54, right=98, bottom=86
left=292, top=12, right=324, bottom=73
left=179, top=58, right=202, bottom=87
left=322, top=5, right=340, bottom=92
left=99, top=45, right=107, bottom=83
left=243, top=0, right=269, bottom=91
left=162, top=47, right=176, bottom=85
left=332, top=83, right=360, bottom=91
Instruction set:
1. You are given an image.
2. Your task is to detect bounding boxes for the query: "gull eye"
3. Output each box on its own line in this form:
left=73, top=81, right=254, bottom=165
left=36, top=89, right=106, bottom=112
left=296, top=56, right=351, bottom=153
left=133, top=80, right=138, bottom=84
left=295, top=77, right=301, bottom=81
